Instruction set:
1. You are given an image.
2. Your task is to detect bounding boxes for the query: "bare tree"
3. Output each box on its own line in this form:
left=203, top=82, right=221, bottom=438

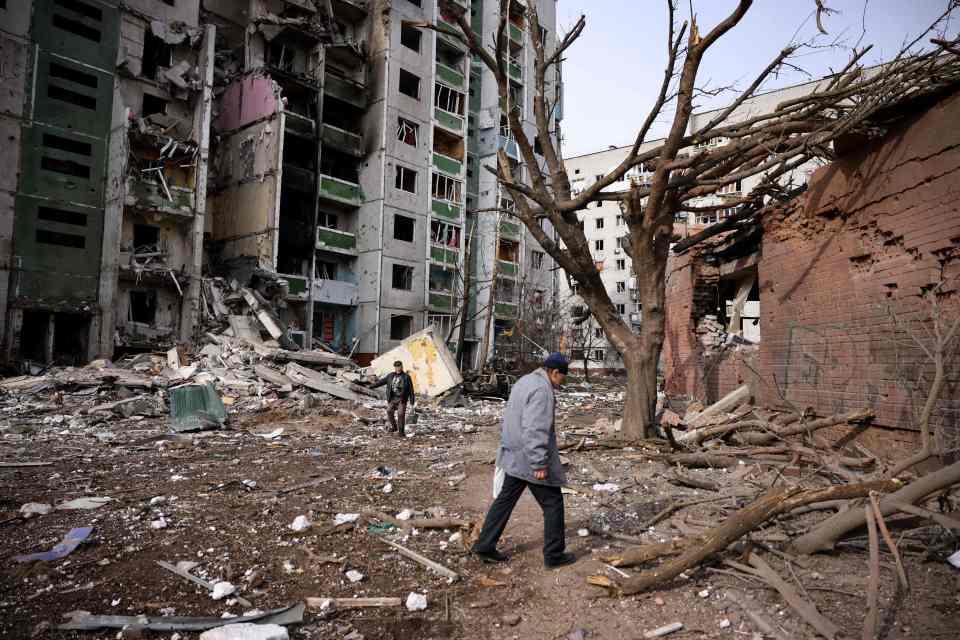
left=422, top=0, right=960, bottom=440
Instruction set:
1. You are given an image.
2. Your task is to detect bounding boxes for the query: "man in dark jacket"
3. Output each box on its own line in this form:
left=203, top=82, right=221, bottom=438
left=471, top=353, right=575, bottom=569
left=370, top=360, right=415, bottom=436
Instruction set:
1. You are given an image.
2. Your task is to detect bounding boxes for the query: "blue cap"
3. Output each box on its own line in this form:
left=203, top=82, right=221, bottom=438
left=543, top=352, right=569, bottom=374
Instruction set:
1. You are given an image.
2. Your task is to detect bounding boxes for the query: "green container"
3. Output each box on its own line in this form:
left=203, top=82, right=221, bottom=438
left=169, top=383, right=227, bottom=432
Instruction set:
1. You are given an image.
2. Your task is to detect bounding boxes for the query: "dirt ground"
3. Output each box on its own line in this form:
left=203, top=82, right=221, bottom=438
left=1, top=380, right=958, bottom=639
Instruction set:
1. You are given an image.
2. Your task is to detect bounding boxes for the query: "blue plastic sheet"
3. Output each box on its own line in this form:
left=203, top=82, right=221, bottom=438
left=15, top=527, right=93, bottom=563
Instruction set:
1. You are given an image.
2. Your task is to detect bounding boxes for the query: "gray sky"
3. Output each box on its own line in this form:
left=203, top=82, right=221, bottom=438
left=557, top=0, right=955, bottom=157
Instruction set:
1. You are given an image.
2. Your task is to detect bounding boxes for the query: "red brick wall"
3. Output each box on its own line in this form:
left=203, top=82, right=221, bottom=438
left=663, top=91, right=960, bottom=446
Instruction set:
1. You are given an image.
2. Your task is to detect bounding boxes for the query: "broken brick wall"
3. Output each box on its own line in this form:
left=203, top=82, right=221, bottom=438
left=664, top=90, right=960, bottom=455
left=758, top=89, right=960, bottom=442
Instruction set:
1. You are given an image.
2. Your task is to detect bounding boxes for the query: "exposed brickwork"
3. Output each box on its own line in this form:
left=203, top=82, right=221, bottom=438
left=664, top=90, right=960, bottom=451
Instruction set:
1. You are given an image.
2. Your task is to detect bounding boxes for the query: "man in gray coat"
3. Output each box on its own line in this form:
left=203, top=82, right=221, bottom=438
left=471, top=353, right=575, bottom=568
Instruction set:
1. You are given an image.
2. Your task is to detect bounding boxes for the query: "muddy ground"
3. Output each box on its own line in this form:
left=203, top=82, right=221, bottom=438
left=1, top=381, right=957, bottom=639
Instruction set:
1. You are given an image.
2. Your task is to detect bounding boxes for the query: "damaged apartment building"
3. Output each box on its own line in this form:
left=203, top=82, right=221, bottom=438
left=663, top=88, right=960, bottom=441
left=0, top=0, right=559, bottom=369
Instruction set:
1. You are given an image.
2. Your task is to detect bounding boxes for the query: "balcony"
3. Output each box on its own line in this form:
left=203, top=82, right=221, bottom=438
left=497, top=259, right=518, bottom=278
left=319, top=174, right=364, bottom=206
left=498, top=135, right=520, bottom=161
left=317, top=226, right=358, bottom=256
left=429, top=291, right=454, bottom=310
left=437, top=14, right=467, bottom=51
left=508, top=60, right=523, bottom=82
left=433, top=152, right=463, bottom=176
left=434, top=108, right=464, bottom=134
left=435, top=62, right=465, bottom=89
left=495, top=302, right=518, bottom=318
left=430, top=244, right=459, bottom=266
left=282, top=163, right=316, bottom=193
left=509, top=23, right=524, bottom=44
left=283, top=110, right=316, bottom=137
left=314, top=278, right=359, bottom=306
left=125, top=176, right=194, bottom=217
left=279, top=273, right=309, bottom=300
left=432, top=198, right=462, bottom=221
left=499, top=220, right=521, bottom=238
left=324, top=73, right=366, bottom=109
left=321, top=124, right=363, bottom=157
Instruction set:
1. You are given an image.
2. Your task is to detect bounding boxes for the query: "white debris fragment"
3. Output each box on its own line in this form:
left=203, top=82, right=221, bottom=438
left=405, top=592, right=428, bottom=611
left=719, top=619, right=731, bottom=629
left=396, top=509, right=414, bottom=521
left=643, top=622, right=683, bottom=638
left=698, top=589, right=711, bottom=598
left=289, top=515, right=311, bottom=532
left=210, top=582, right=236, bottom=600
left=948, top=549, right=960, bottom=569
left=199, top=623, right=288, bottom=640
left=149, top=496, right=167, bottom=506
left=242, top=479, right=257, bottom=489
left=150, top=517, right=168, bottom=529
left=382, top=482, right=393, bottom=494
left=448, top=532, right=462, bottom=544
left=334, top=513, right=360, bottom=526
left=577, top=528, right=590, bottom=537
left=19, top=503, right=53, bottom=518
left=171, top=475, right=187, bottom=482
left=345, top=570, right=364, bottom=583
left=592, top=483, right=621, bottom=493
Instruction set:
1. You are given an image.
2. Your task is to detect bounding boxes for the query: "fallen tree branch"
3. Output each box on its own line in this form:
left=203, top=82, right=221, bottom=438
left=871, top=493, right=909, bottom=592
left=724, top=589, right=791, bottom=640
left=888, top=500, right=960, bottom=530
left=863, top=504, right=880, bottom=640
left=745, top=552, right=841, bottom=639
left=733, top=408, right=874, bottom=446
left=791, top=460, right=960, bottom=555
left=590, top=479, right=900, bottom=594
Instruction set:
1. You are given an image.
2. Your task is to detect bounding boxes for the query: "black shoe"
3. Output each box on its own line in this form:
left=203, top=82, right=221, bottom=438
left=473, top=548, right=510, bottom=564
left=544, top=552, right=576, bottom=569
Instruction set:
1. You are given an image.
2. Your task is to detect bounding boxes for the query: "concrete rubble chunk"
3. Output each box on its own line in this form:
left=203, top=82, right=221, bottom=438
left=369, top=328, right=463, bottom=398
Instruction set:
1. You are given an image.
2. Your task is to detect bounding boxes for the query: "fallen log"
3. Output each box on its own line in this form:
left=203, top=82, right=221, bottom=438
left=667, top=469, right=720, bottom=492
left=659, top=453, right=739, bottom=468
left=733, top=409, right=874, bottom=446
left=590, top=479, right=900, bottom=595
left=675, top=419, right=773, bottom=447
left=791, top=460, right=960, bottom=555
left=684, top=385, right=752, bottom=429
left=724, top=589, right=791, bottom=640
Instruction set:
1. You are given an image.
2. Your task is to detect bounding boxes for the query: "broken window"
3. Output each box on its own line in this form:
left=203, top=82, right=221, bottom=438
left=497, top=239, right=518, bottom=263
left=428, top=313, right=453, bottom=338
left=133, top=224, right=160, bottom=251
left=316, top=260, right=338, bottom=280
left=397, top=118, right=419, bottom=146
left=531, top=250, right=544, bottom=270
left=595, top=218, right=604, bottom=229
left=399, top=69, right=420, bottom=100
left=616, top=258, right=626, bottom=270
left=390, top=315, right=414, bottom=340
left=394, top=214, right=415, bottom=242
left=392, top=264, right=414, bottom=290
left=429, top=265, right=453, bottom=292
left=431, top=220, right=460, bottom=247
left=318, top=212, right=339, bottom=230
left=434, top=83, right=465, bottom=115
left=129, top=290, right=157, bottom=324
left=141, top=29, right=172, bottom=79
left=718, top=268, right=760, bottom=341
left=395, top=165, right=417, bottom=193
left=142, top=93, right=168, bottom=117
left=495, top=278, right=516, bottom=302
left=401, top=24, right=422, bottom=52
left=616, top=281, right=625, bottom=293
left=268, top=39, right=298, bottom=73
left=718, top=178, right=743, bottom=194
left=431, top=173, right=462, bottom=203
left=594, top=327, right=603, bottom=339
left=433, top=126, right=464, bottom=161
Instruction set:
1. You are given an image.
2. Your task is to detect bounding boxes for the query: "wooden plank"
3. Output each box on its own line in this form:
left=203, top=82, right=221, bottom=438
left=745, top=553, right=841, bottom=640
left=377, top=537, right=459, bottom=582
left=155, top=560, right=253, bottom=608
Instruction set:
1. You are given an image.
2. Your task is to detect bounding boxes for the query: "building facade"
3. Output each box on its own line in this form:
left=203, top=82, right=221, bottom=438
left=0, top=0, right=559, bottom=369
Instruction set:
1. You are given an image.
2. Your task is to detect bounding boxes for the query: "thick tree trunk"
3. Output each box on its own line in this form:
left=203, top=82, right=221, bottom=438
left=622, top=349, right=656, bottom=440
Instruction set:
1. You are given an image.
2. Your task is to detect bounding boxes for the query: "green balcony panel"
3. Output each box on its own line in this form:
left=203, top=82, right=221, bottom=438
left=429, top=292, right=453, bottom=310
left=321, top=124, right=363, bottom=157
left=317, top=227, right=357, bottom=253
left=433, top=152, right=463, bottom=176
left=509, top=23, right=524, bottom=44
left=432, top=198, right=461, bottom=221
left=280, top=274, right=308, bottom=297
left=284, top=110, right=316, bottom=137
left=126, top=177, right=195, bottom=216
left=430, top=246, right=459, bottom=265
left=324, top=74, right=366, bottom=109
left=436, top=62, right=465, bottom=88
left=495, top=302, right=518, bottom=318
left=499, top=221, right=521, bottom=238
left=320, top=175, right=363, bottom=206
left=508, top=62, right=523, bottom=82
left=498, top=260, right=518, bottom=277
left=434, top=108, right=464, bottom=133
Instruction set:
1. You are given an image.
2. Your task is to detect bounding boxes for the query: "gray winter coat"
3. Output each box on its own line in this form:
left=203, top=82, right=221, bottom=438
left=496, top=368, right=565, bottom=487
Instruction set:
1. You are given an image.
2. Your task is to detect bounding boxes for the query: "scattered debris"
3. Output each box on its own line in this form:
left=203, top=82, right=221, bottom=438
left=289, top=516, right=311, bottom=532
left=58, top=604, right=304, bottom=631
left=199, top=624, right=288, bottom=640
left=56, top=497, right=113, bottom=510
left=642, top=622, right=683, bottom=639
left=405, top=593, right=428, bottom=612
left=15, top=527, right=93, bottom=563
left=19, top=503, right=53, bottom=518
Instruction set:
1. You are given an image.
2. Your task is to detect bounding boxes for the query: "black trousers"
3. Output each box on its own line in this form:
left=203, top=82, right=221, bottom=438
left=387, top=398, right=407, bottom=434
left=473, top=473, right=566, bottom=562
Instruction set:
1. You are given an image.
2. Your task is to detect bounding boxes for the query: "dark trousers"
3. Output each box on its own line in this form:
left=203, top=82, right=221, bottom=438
left=473, top=473, right=566, bottom=562
left=387, top=398, right=407, bottom=434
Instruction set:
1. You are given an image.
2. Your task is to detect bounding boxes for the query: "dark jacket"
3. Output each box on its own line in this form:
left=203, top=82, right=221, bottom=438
left=371, top=371, right=415, bottom=404
left=496, top=368, right=564, bottom=487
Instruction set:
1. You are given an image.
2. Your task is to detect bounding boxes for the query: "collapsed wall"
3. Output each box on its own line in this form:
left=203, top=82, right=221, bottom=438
left=664, top=89, right=960, bottom=449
